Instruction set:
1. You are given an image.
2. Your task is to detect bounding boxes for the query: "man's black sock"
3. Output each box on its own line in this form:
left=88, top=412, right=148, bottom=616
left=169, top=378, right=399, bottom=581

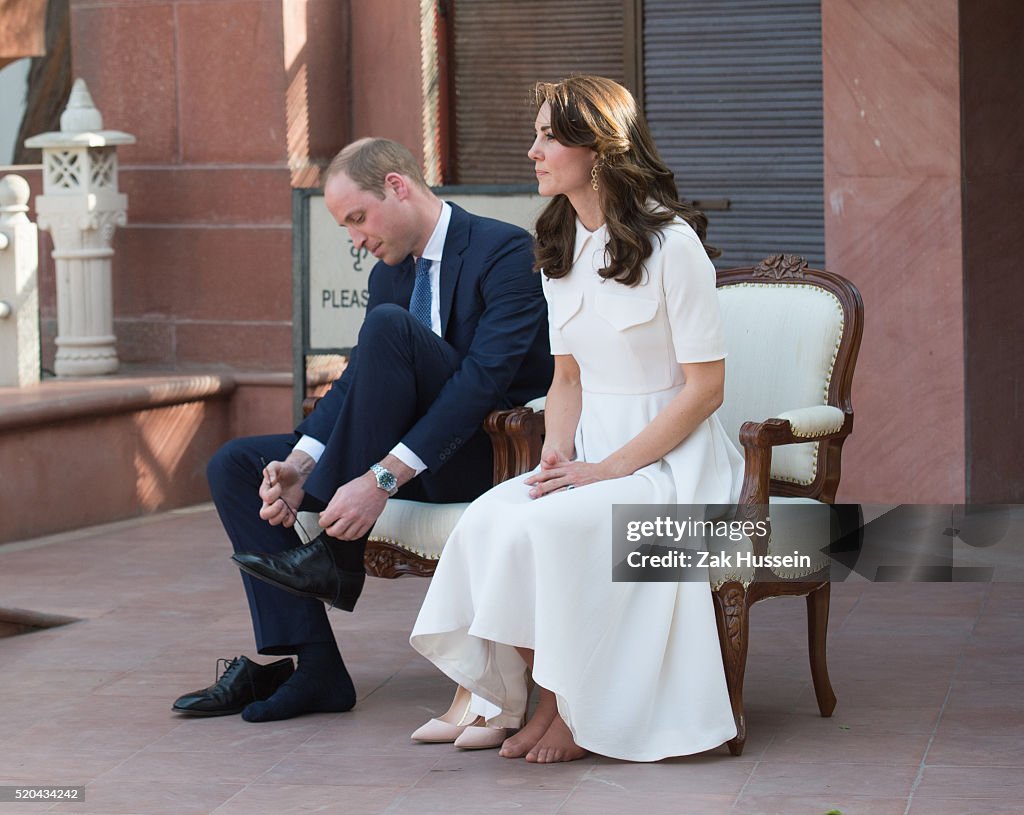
left=242, top=641, right=356, bottom=722
left=322, top=535, right=366, bottom=574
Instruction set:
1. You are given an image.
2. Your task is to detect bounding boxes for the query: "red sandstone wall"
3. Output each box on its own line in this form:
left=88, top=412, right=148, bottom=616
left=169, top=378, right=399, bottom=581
left=0, top=387, right=233, bottom=542
left=822, top=0, right=965, bottom=503
left=68, top=0, right=306, bottom=373
left=62, top=0, right=414, bottom=378
left=349, top=0, right=425, bottom=162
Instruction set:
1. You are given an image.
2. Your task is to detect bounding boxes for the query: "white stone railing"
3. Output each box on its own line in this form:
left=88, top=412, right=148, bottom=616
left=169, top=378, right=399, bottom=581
left=0, top=173, right=39, bottom=387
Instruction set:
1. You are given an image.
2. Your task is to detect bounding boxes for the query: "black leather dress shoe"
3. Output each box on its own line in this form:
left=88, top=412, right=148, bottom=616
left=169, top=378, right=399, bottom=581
left=172, top=656, right=294, bottom=716
left=232, top=538, right=366, bottom=612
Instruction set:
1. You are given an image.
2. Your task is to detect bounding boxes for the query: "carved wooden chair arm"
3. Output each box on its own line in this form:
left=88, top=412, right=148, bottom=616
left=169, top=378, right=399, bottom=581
left=484, top=406, right=545, bottom=483
left=737, top=412, right=853, bottom=503
left=735, top=411, right=853, bottom=554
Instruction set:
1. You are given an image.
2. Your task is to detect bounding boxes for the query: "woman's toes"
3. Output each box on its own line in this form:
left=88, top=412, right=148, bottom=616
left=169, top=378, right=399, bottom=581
left=499, top=737, right=525, bottom=758
left=498, top=705, right=557, bottom=759
left=524, top=717, right=588, bottom=763
left=528, top=746, right=556, bottom=764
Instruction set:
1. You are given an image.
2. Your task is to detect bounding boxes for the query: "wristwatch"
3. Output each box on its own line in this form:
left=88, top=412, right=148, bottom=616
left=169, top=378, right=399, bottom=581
left=370, top=463, right=399, bottom=497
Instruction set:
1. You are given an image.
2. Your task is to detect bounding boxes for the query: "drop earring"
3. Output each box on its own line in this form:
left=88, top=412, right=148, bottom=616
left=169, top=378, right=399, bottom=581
left=591, top=163, right=600, bottom=192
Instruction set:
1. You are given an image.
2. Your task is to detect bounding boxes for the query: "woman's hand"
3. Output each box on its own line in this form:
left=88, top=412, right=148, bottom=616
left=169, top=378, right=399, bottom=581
left=524, top=449, right=613, bottom=499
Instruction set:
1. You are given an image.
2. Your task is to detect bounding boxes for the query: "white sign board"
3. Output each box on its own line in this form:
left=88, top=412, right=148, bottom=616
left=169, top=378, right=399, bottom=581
left=307, top=199, right=371, bottom=351
left=306, top=190, right=544, bottom=350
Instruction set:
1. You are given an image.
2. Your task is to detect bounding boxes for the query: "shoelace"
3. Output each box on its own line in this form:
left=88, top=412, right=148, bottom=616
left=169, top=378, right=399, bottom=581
left=215, top=656, right=258, bottom=701
left=277, top=498, right=313, bottom=543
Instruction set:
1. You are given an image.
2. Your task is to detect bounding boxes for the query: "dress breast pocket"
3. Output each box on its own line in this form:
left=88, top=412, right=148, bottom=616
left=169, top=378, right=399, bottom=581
left=548, top=288, right=584, bottom=329
left=594, top=289, right=659, bottom=331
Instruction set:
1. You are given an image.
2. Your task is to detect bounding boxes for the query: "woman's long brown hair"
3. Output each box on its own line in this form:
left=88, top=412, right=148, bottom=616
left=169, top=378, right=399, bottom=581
left=533, top=75, right=719, bottom=286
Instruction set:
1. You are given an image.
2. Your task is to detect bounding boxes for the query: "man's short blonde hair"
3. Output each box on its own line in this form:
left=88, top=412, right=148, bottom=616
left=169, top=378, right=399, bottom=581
left=325, top=138, right=429, bottom=198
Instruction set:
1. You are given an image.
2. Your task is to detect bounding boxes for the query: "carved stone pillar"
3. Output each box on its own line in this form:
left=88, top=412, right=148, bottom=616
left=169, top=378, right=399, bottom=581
left=0, top=174, right=40, bottom=387
left=24, top=78, right=135, bottom=376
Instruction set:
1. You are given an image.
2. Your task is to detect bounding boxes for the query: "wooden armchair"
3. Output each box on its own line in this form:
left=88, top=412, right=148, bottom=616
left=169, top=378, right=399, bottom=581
left=710, top=254, right=864, bottom=754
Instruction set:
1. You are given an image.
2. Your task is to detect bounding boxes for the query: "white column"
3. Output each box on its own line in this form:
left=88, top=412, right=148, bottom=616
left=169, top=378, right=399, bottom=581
left=25, top=78, right=135, bottom=376
left=0, top=174, right=40, bottom=387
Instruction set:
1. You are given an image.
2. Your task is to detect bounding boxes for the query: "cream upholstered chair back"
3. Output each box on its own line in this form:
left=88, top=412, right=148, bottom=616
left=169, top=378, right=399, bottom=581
left=715, top=256, right=858, bottom=493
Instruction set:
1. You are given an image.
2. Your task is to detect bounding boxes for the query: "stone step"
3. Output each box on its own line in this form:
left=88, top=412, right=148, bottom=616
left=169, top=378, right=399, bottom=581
left=0, top=371, right=293, bottom=543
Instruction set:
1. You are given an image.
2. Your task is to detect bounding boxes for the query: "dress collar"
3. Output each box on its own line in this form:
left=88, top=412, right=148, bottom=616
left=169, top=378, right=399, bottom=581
left=572, top=217, right=607, bottom=265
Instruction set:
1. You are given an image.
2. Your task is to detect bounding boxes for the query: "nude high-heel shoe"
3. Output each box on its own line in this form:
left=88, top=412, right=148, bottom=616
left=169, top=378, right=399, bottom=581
left=453, top=671, right=534, bottom=751
left=411, top=684, right=480, bottom=743
left=453, top=723, right=509, bottom=750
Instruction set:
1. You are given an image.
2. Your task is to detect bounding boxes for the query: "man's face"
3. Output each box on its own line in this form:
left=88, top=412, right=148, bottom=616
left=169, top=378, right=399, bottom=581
left=324, top=171, right=417, bottom=266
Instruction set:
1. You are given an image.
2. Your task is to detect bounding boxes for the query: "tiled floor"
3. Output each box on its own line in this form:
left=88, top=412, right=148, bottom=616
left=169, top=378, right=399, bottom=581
left=1, top=505, right=1022, bottom=815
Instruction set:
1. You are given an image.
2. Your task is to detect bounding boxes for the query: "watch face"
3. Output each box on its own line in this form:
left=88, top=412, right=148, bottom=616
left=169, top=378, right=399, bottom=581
left=373, top=465, right=397, bottom=494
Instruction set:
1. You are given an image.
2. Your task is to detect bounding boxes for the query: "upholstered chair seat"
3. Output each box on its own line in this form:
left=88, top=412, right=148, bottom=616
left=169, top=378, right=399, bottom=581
left=296, top=500, right=470, bottom=566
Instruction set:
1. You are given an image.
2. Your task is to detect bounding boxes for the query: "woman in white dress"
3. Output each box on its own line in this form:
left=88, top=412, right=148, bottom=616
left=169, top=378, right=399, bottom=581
left=410, top=75, right=743, bottom=763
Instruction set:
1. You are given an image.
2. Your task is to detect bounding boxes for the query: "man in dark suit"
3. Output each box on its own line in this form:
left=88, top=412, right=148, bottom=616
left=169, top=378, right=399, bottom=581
left=172, top=138, right=551, bottom=722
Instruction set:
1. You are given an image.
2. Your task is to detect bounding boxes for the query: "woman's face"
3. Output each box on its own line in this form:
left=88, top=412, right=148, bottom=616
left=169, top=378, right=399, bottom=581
left=528, top=101, right=598, bottom=200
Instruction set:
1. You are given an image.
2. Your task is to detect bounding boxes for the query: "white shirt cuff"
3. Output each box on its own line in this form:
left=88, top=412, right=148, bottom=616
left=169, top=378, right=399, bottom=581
left=293, top=435, right=326, bottom=463
left=391, top=443, right=427, bottom=476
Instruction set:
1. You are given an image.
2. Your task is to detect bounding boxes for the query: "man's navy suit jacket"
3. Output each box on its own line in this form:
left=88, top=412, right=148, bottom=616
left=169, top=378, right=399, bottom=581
left=295, top=202, right=552, bottom=496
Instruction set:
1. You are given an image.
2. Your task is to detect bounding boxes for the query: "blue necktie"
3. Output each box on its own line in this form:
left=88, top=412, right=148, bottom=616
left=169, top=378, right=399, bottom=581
left=410, top=256, right=433, bottom=331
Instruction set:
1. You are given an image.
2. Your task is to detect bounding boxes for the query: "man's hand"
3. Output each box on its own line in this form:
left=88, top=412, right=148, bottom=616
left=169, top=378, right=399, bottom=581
left=258, top=450, right=315, bottom=527
left=318, top=472, right=389, bottom=540
left=318, top=455, right=416, bottom=540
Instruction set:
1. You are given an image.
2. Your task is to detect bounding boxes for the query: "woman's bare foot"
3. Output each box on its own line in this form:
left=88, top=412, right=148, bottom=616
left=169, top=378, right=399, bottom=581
left=525, top=714, right=588, bottom=764
left=499, top=689, right=558, bottom=758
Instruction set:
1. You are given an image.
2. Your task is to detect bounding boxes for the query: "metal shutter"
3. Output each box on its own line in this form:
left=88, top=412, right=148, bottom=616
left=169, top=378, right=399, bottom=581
left=453, top=0, right=625, bottom=184
left=644, top=0, right=825, bottom=268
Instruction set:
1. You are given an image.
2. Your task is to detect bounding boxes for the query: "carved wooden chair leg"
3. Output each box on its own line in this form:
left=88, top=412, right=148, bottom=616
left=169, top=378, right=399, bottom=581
left=713, top=581, right=750, bottom=756
left=806, top=582, right=837, bottom=717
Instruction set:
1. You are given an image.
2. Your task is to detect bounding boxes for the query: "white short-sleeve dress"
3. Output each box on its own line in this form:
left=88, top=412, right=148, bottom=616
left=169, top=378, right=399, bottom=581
left=410, top=216, right=743, bottom=761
